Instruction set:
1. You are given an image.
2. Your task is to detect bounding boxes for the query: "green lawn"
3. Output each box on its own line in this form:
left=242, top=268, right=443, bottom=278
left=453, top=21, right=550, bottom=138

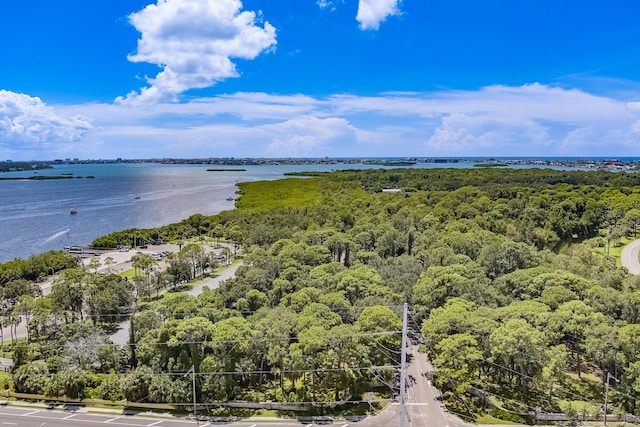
left=0, top=370, right=12, bottom=390
left=595, top=235, right=636, bottom=266
left=119, top=269, right=137, bottom=279
left=475, top=414, right=520, bottom=425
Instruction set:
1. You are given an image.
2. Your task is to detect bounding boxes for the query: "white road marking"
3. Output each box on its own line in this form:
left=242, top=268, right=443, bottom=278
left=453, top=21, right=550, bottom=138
left=146, top=421, right=163, bottom=426
left=2, top=422, right=18, bottom=425
left=23, top=411, right=40, bottom=416
left=63, top=414, right=77, bottom=419
left=341, top=424, right=349, bottom=427
left=249, top=424, right=257, bottom=427
left=104, top=417, right=119, bottom=423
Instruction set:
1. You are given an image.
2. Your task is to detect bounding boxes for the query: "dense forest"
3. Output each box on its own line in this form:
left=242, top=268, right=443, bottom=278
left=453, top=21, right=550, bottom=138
left=2, top=167, right=640, bottom=420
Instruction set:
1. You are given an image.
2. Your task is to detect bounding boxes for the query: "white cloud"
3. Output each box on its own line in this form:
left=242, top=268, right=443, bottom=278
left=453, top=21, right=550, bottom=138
left=317, top=0, right=344, bottom=11
left=117, top=0, right=277, bottom=104
left=263, top=116, right=356, bottom=156
left=356, top=0, right=402, bottom=30
left=422, top=84, right=636, bottom=156
left=8, top=83, right=640, bottom=159
left=0, top=90, right=92, bottom=150
left=425, top=112, right=554, bottom=156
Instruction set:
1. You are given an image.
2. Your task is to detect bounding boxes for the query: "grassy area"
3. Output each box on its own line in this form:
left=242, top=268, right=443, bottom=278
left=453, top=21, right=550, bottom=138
left=0, top=370, right=12, bottom=390
left=235, top=178, right=322, bottom=211
left=119, top=269, right=137, bottom=279
left=594, top=235, right=635, bottom=266
left=475, top=414, right=520, bottom=424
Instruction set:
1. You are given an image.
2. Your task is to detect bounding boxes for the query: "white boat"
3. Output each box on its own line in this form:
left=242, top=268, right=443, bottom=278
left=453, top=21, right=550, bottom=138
left=69, top=208, right=78, bottom=214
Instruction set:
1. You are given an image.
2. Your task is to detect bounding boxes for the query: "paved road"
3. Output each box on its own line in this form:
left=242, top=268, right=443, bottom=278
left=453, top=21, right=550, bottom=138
left=0, top=406, right=306, bottom=427
left=405, top=345, right=463, bottom=427
left=185, top=263, right=240, bottom=296
left=374, top=344, right=468, bottom=427
left=110, top=263, right=241, bottom=345
left=0, top=245, right=182, bottom=344
left=0, top=405, right=365, bottom=427
left=621, top=238, right=640, bottom=274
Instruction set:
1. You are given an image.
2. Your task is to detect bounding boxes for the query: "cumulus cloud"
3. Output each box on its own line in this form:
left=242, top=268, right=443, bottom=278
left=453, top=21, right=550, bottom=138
left=117, top=0, right=277, bottom=104
left=264, top=116, right=357, bottom=156
left=356, top=0, right=402, bottom=30
left=20, top=83, right=640, bottom=159
left=0, top=90, right=92, bottom=148
left=425, top=112, right=554, bottom=156
left=423, top=84, right=637, bottom=156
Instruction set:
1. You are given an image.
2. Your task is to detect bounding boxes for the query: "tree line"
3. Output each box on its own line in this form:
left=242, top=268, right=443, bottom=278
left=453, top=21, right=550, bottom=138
left=2, top=167, right=640, bottom=419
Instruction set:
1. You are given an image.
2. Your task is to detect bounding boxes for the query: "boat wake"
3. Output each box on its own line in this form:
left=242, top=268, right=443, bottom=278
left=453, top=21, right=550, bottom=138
left=41, top=228, right=70, bottom=244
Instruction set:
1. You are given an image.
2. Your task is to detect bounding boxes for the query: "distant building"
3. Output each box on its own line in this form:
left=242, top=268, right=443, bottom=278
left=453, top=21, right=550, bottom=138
left=381, top=188, right=402, bottom=193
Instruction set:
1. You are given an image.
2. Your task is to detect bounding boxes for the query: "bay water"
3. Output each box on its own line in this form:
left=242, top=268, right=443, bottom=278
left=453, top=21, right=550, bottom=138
left=0, top=160, right=605, bottom=262
left=0, top=162, right=388, bottom=262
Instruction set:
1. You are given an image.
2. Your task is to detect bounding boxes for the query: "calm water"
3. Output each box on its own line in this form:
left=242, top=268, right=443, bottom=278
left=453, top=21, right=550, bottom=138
left=0, top=162, right=397, bottom=261
left=0, top=160, right=610, bottom=262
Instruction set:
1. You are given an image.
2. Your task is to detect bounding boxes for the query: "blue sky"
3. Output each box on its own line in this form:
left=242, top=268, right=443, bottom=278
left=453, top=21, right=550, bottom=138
left=3, top=0, right=640, bottom=160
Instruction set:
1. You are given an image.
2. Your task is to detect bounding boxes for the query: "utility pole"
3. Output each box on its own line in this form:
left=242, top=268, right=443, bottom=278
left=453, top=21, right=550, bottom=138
left=399, top=303, right=410, bottom=427
left=185, top=365, right=197, bottom=421
left=603, top=371, right=619, bottom=426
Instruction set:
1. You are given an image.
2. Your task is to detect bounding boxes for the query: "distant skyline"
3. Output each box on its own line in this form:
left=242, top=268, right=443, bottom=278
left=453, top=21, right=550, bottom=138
left=3, top=1, right=640, bottom=160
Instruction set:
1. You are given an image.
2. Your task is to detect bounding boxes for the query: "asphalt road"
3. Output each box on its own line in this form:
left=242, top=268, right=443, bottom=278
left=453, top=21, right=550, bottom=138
left=376, top=345, right=468, bottom=427
left=0, top=244, right=466, bottom=427
left=0, top=340, right=465, bottom=427
left=109, top=262, right=241, bottom=345
left=621, top=238, right=640, bottom=275
left=0, top=405, right=360, bottom=427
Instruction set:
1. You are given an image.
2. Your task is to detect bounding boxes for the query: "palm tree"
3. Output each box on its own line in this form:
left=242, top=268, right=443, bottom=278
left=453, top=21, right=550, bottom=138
left=131, top=253, right=156, bottom=300
left=103, top=256, right=115, bottom=273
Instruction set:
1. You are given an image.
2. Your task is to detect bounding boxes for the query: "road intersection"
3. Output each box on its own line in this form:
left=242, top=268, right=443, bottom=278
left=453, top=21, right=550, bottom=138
left=0, top=242, right=471, bottom=426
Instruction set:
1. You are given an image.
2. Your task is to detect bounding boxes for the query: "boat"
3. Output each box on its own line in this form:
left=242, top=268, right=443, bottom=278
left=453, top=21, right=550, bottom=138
left=134, top=195, right=141, bottom=199
left=226, top=197, right=234, bottom=201
left=69, top=208, right=78, bottom=214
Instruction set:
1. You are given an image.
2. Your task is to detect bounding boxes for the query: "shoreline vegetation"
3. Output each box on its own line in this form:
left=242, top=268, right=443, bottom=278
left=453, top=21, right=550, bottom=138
left=4, top=167, right=640, bottom=422
left=473, top=162, right=509, bottom=168
left=0, top=161, right=52, bottom=173
left=362, top=160, right=416, bottom=166
left=0, top=174, right=95, bottom=181
left=206, top=168, right=247, bottom=172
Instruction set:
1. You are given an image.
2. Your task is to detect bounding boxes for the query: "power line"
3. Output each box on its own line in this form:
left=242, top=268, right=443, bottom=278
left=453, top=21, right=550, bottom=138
left=128, top=330, right=401, bottom=347
left=159, top=364, right=400, bottom=377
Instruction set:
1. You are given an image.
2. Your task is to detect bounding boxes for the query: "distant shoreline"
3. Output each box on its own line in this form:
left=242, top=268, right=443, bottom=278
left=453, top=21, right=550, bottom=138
left=0, top=161, right=52, bottom=173
left=34, top=157, right=640, bottom=172
left=0, top=175, right=95, bottom=181
left=206, top=168, right=246, bottom=172
left=4, top=157, right=640, bottom=170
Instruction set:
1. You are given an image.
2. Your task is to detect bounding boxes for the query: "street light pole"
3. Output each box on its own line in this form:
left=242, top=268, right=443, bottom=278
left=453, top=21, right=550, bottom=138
left=188, top=365, right=196, bottom=420
left=604, top=371, right=619, bottom=426
left=399, top=303, right=409, bottom=427
left=183, top=365, right=197, bottom=420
